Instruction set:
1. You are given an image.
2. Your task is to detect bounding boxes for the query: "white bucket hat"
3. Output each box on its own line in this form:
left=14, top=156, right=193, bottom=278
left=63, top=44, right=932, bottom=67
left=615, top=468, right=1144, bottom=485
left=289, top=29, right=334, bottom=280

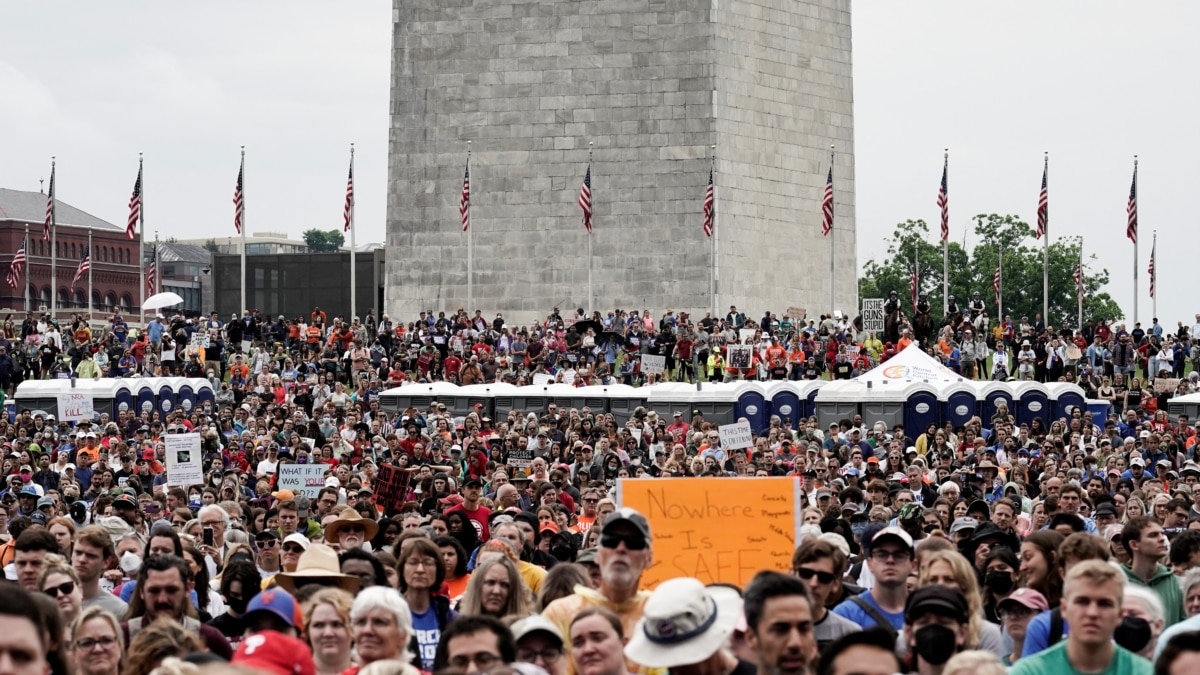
left=624, top=577, right=743, bottom=668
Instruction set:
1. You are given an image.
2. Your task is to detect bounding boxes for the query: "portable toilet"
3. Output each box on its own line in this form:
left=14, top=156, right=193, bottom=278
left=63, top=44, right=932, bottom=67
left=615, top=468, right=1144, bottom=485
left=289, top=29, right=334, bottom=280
left=460, top=383, right=518, bottom=421
left=154, top=378, right=178, bottom=415
left=858, top=380, right=908, bottom=431
left=797, top=380, right=827, bottom=420
left=763, top=381, right=801, bottom=429
left=512, top=385, right=550, bottom=416
left=421, top=382, right=469, bottom=418
left=194, top=379, right=216, bottom=412
left=734, top=381, right=769, bottom=433
left=78, top=378, right=121, bottom=420
left=814, top=380, right=865, bottom=428
left=13, top=380, right=61, bottom=417
left=483, top=383, right=520, bottom=419
left=645, top=383, right=698, bottom=423
left=542, top=383, right=589, bottom=412
left=378, top=385, right=410, bottom=415
left=939, top=380, right=980, bottom=429
left=176, top=380, right=197, bottom=414
left=113, top=380, right=136, bottom=415
left=1010, top=381, right=1051, bottom=427
left=901, top=381, right=943, bottom=434
left=1046, top=382, right=1088, bottom=423
left=455, top=383, right=498, bottom=420
left=690, top=382, right=743, bottom=427
left=134, top=379, right=157, bottom=416
left=597, top=384, right=648, bottom=420
left=973, top=381, right=1014, bottom=429
left=1167, top=392, right=1200, bottom=419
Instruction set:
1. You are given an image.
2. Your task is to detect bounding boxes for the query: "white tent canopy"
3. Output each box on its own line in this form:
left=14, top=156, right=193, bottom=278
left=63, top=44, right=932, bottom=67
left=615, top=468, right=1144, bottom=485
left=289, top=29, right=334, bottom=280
left=852, top=343, right=963, bottom=385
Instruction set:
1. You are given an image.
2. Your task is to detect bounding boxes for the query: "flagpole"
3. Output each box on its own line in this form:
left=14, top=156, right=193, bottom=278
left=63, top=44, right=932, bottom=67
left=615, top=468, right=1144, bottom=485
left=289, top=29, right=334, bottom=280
left=465, top=141, right=472, bottom=314
left=942, top=149, right=948, bottom=315
left=1042, top=152, right=1048, bottom=326
left=587, top=141, right=594, bottom=315
left=50, top=156, right=57, bottom=317
left=138, top=153, right=145, bottom=325
left=1077, top=238, right=1083, bottom=331
left=997, top=244, right=1003, bottom=325
left=86, top=229, right=93, bottom=318
left=349, top=143, right=357, bottom=319
left=23, top=225, right=29, bottom=314
left=1151, top=230, right=1157, bottom=321
left=828, top=144, right=835, bottom=314
left=240, top=146, right=247, bottom=316
left=154, top=231, right=160, bottom=294
left=709, top=145, right=716, bottom=316
left=1132, top=155, right=1139, bottom=326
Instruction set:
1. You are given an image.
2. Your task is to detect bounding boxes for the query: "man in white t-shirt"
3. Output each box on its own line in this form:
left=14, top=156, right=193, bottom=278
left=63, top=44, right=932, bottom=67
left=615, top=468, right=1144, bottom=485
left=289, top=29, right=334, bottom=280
left=256, top=446, right=279, bottom=476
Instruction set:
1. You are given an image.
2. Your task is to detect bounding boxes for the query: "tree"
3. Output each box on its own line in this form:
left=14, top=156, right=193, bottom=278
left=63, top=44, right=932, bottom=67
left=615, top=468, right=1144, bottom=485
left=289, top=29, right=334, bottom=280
left=859, top=214, right=1123, bottom=328
left=202, top=239, right=221, bottom=254
left=303, top=229, right=346, bottom=253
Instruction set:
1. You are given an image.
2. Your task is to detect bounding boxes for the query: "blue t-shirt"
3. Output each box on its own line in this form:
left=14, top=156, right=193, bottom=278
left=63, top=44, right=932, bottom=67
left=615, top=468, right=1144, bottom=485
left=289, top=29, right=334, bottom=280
left=1022, top=609, right=1068, bottom=657
left=831, top=591, right=904, bottom=631
left=411, top=605, right=441, bottom=670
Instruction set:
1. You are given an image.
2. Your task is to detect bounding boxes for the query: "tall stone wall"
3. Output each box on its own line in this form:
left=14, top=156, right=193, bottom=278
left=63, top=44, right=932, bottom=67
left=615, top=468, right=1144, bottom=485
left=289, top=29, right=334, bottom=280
left=387, top=0, right=856, bottom=325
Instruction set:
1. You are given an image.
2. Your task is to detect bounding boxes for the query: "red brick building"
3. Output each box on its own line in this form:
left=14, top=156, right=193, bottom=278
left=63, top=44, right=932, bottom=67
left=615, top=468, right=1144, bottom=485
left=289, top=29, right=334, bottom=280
left=0, top=188, right=141, bottom=315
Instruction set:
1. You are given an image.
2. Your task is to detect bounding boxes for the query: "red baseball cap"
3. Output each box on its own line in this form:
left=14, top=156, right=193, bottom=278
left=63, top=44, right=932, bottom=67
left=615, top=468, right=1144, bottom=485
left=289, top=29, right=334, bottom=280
left=232, top=630, right=316, bottom=675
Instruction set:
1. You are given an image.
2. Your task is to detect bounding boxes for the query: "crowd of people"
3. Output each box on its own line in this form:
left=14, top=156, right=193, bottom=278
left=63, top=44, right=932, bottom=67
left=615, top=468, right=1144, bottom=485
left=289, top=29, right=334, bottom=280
left=3, top=303, right=1200, bottom=674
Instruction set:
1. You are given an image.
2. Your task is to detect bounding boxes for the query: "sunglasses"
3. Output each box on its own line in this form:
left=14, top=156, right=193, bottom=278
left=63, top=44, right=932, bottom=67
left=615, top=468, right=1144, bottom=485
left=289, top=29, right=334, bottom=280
left=43, top=581, right=76, bottom=597
left=282, top=544, right=306, bottom=554
left=600, top=533, right=648, bottom=551
left=794, top=567, right=837, bottom=585
left=257, top=538, right=279, bottom=548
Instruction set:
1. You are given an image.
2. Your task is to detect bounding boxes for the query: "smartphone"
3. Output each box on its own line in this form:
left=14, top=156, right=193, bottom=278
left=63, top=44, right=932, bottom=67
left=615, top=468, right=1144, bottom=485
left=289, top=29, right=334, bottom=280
left=203, top=527, right=214, bottom=547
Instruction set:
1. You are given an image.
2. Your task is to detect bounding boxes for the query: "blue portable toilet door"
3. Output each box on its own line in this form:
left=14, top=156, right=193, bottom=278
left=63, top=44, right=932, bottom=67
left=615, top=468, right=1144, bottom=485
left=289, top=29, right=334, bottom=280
left=156, top=383, right=175, bottom=415
left=196, top=386, right=216, bottom=413
left=905, top=392, right=940, bottom=435
left=136, top=386, right=156, bottom=416
left=803, top=388, right=820, bottom=420
left=1019, top=392, right=1050, bottom=428
left=771, top=391, right=801, bottom=429
left=1054, top=392, right=1086, bottom=422
left=981, top=392, right=1012, bottom=429
left=114, top=385, right=135, bottom=415
left=177, top=385, right=197, bottom=414
left=736, top=390, right=768, bottom=434
left=944, top=391, right=977, bottom=428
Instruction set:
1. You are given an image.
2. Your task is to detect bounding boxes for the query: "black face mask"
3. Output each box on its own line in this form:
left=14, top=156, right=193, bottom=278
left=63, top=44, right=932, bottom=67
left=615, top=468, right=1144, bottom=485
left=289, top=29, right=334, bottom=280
left=550, top=545, right=575, bottom=562
left=913, top=624, right=958, bottom=666
left=984, top=571, right=1015, bottom=596
left=1113, top=615, right=1152, bottom=653
left=227, top=596, right=250, bottom=615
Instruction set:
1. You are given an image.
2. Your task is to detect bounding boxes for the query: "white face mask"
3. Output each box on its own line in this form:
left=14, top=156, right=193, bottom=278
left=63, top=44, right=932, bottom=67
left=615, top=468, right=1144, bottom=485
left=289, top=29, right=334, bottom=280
left=120, top=551, right=142, bottom=576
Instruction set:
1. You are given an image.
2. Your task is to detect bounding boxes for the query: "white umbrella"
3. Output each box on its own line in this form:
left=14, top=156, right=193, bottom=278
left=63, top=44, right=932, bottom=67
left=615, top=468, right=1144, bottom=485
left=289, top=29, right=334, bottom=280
left=142, top=291, right=184, bottom=311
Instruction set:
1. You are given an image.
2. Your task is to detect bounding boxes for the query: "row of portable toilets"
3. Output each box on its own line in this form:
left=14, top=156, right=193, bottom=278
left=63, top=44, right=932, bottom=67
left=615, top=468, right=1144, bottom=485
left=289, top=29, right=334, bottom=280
left=14, top=377, right=217, bottom=421
left=379, top=379, right=1104, bottom=435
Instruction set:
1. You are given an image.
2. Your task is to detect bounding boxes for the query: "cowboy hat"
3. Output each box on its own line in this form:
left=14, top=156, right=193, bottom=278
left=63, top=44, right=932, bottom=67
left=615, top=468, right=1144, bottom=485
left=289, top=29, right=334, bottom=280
left=273, top=543, right=360, bottom=594
left=625, top=577, right=742, bottom=668
left=322, top=509, right=379, bottom=542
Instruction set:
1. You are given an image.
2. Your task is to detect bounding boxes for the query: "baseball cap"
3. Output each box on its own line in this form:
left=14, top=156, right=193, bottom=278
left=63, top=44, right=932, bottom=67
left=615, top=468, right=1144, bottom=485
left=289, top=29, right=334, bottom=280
left=245, top=588, right=302, bottom=629
left=948, top=517, right=979, bottom=536
left=271, top=489, right=296, bottom=501
left=897, top=503, right=925, bottom=521
left=905, top=585, right=969, bottom=623
left=232, top=630, right=316, bottom=675
left=1130, top=456, right=1145, bottom=467
left=601, top=507, right=652, bottom=539
left=1092, top=503, right=1117, bottom=518
left=282, top=533, right=311, bottom=551
left=867, top=526, right=914, bottom=553
left=510, top=615, right=564, bottom=647
left=36, top=496, right=56, bottom=509
left=997, top=588, right=1049, bottom=614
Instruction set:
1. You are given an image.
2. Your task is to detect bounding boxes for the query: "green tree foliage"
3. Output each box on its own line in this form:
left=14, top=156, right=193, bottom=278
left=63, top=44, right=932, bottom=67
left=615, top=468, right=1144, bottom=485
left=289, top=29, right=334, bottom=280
left=859, top=214, right=1122, bottom=328
left=202, top=239, right=220, bottom=254
left=303, top=229, right=346, bottom=253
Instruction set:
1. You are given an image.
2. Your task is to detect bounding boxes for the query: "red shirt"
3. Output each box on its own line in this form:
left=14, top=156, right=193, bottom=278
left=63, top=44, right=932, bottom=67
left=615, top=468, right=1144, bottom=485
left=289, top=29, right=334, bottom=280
left=445, top=503, right=493, bottom=542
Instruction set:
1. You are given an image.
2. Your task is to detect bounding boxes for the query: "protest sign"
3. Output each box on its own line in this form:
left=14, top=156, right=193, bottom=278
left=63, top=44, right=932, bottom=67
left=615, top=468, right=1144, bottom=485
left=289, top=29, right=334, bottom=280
left=618, top=477, right=801, bottom=588
left=1065, top=346, right=1083, bottom=361
left=276, top=464, right=329, bottom=498
left=374, top=463, right=412, bottom=513
left=56, top=392, right=94, bottom=422
left=508, top=446, right=534, bottom=468
left=786, top=307, right=807, bottom=320
left=718, top=421, right=753, bottom=450
left=164, top=433, right=203, bottom=487
left=738, top=329, right=757, bottom=344
left=1154, top=378, right=1181, bottom=394
left=532, top=373, right=554, bottom=386
left=862, top=298, right=884, bottom=332
left=641, top=355, right=666, bottom=375
left=727, top=345, right=753, bottom=369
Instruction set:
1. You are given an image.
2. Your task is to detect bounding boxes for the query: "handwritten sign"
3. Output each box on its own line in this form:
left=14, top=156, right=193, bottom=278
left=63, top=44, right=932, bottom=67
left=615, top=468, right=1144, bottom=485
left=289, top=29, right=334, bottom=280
left=374, top=463, right=412, bottom=514
left=862, top=299, right=884, bottom=332
left=1154, top=378, right=1182, bottom=394
left=532, top=373, right=554, bottom=386
left=164, top=433, right=203, bottom=487
left=276, top=465, right=329, bottom=498
left=641, top=355, right=665, bottom=375
left=618, top=477, right=801, bottom=588
left=56, top=392, right=94, bottom=422
left=786, top=307, right=807, bottom=321
left=738, top=329, right=758, bottom=344
left=718, top=421, right=753, bottom=450
left=508, top=446, right=534, bottom=468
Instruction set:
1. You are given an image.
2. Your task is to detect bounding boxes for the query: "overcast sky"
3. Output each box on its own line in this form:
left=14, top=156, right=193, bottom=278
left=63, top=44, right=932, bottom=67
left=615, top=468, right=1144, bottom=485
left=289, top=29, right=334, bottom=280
left=2, top=2, right=1196, bottom=324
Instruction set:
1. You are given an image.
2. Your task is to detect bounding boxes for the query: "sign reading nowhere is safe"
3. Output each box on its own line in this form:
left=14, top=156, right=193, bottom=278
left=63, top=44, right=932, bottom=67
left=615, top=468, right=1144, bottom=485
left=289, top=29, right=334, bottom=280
left=618, top=477, right=802, bottom=588
left=862, top=298, right=884, bottom=332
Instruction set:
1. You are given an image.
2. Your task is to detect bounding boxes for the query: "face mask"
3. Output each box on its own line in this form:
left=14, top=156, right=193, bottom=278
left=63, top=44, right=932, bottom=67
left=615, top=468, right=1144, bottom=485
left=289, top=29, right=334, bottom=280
left=984, top=571, right=1015, bottom=595
left=913, top=624, right=958, bottom=666
left=1113, top=615, right=1152, bottom=653
left=551, top=545, right=574, bottom=561
left=119, top=552, right=142, bottom=576
left=850, top=521, right=868, bottom=538
left=923, top=523, right=939, bottom=534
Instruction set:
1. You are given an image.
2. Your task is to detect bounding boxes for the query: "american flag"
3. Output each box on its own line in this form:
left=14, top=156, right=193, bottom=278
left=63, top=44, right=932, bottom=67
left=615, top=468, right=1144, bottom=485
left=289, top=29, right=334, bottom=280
left=1074, top=262, right=1084, bottom=299
left=44, top=164, right=55, bottom=242
left=127, top=164, right=142, bottom=240
left=1148, top=240, right=1156, bottom=299
left=72, top=246, right=90, bottom=286
left=146, top=258, right=156, bottom=296
left=937, top=156, right=949, bottom=241
left=579, top=164, right=593, bottom=233
left=343, top=161, right=354, bottom=233
left=702, top=169, right=715, bottom=238
left=1036, top=161, right=1048, bottom=239
left=458, top=159, right=470, bottom=232
left=993, top=265, right=1002, bottom=305
left=7, top=239, right=25, bottom=289
left=910, top=266, right=919, bottom=309
left=820, top=164, right=834, bottom=236
left=233, top=157, right=245, bottom=234
left=1126, top=162, right=1138, bottom=243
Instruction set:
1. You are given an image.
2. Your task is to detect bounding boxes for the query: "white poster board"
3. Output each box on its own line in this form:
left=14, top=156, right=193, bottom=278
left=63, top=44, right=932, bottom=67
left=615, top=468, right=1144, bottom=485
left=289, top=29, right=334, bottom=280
left=164, top=433, right=203, bottom=487
left=275, top=464, right=329, bottom=498
left=739, top=329, right=758, bottom=344
left=532, top=373, right=554, bottom=386
left=718, top=421, right=753, bottom=450
left=862, top=299, right=885, bottom=333
left=641, top=355, right=666, bottom=375
left=727, top=344, right=753, bottom=369
left=56, top=392, right=94, bottom=423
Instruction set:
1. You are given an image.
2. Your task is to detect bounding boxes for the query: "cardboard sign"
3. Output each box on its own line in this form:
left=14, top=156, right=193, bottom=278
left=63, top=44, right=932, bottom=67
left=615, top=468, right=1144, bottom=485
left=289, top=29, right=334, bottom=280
left=618, top=477, right=802, bottom=588
left=164, top=433, right=203, bottom=487
left=374, top=463, right=412, bottom=513
left=1065, top=346, right=1083, bottom=361
left=862, top=298, right=884, bottom=332
left=508, top=446, right=534, bottom=468
left=786, top=307, right=807, bottom=320
left=189, top=333, right=211, bottom=348
left=532, top=373, right=554, bottom=386
left=738, top=329, right=758, bottom=344
left=727, top=345, right=753, bottom=369
left=641, top=355, right=666, bottom=375
left=276, top=464, right=329, bottom=498
left=718, top=421, right=753, bottom=450
left=1154, top=378, right=1182, bottom=394
left=56, top=392, right=94, bottom=422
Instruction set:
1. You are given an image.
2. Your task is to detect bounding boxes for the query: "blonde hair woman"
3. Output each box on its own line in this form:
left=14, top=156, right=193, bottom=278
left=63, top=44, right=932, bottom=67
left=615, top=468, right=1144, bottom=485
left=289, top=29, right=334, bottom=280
left=71, top=606, right=125, bottom=675
left=918, top=550, right=1005, bottom=658
left=459, top=556, right=533, bottom=619
left=302, top=588, right=356, bottom=675
left=1125, top=496, right=1147, bottom=522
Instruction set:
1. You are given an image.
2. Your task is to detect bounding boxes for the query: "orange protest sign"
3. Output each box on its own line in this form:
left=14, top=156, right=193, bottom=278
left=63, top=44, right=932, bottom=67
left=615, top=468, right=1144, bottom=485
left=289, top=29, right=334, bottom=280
left=617, top=477, right=801, bottom=589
